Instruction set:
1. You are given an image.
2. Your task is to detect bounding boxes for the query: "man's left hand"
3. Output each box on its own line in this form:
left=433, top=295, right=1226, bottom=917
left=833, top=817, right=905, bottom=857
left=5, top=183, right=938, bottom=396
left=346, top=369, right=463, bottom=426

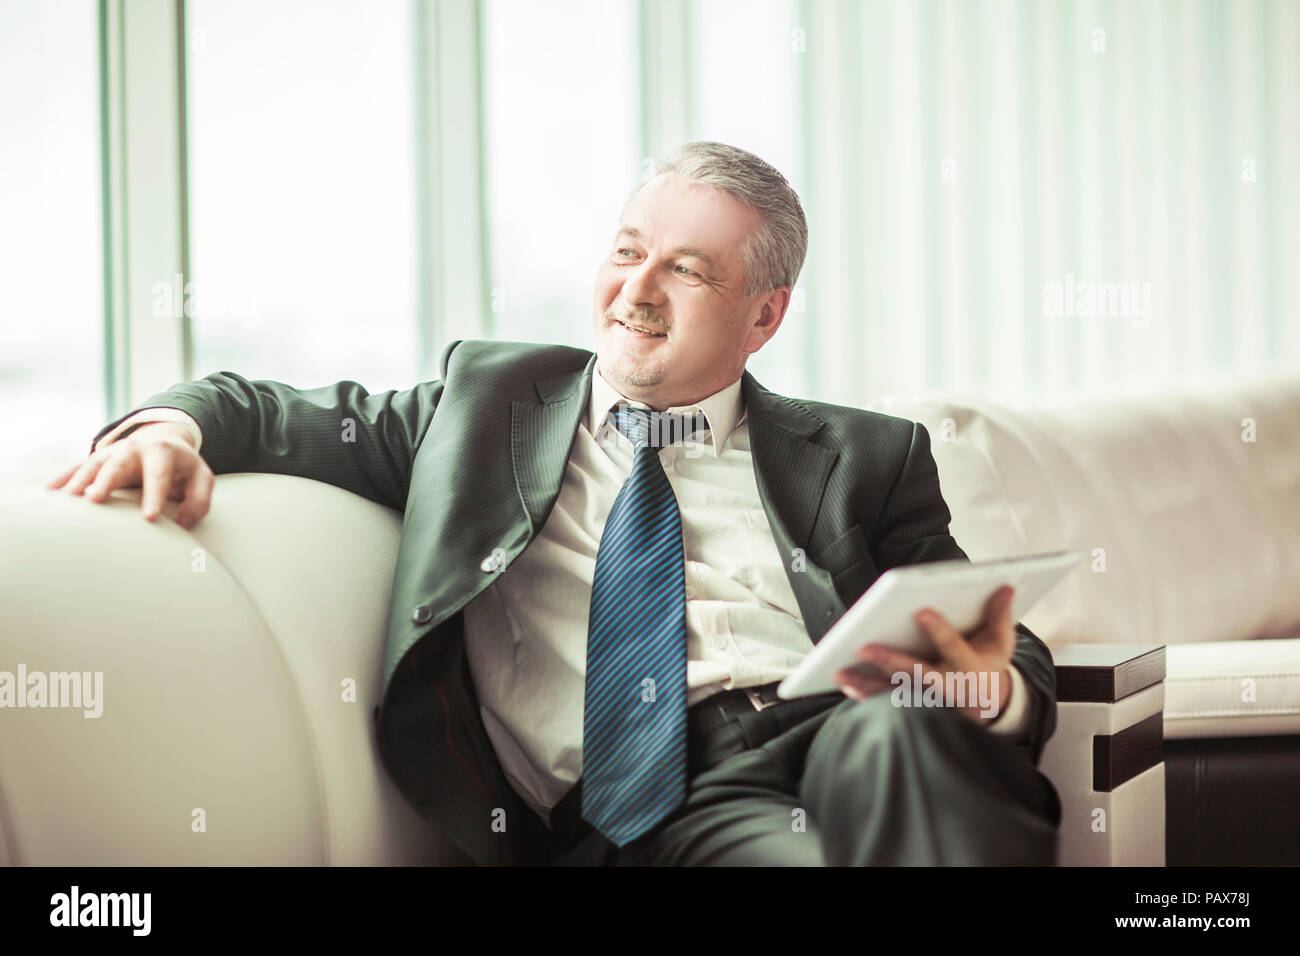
left=833, top=584, right=1017, bottom=726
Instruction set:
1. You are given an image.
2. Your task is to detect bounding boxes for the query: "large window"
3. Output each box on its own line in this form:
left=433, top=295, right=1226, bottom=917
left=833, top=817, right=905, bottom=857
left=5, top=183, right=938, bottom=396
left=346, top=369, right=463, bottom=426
left=7, top=0, right=1297, bottom=499
left=690, top=0, right=802, bottom=396
left=0, top=0, right=103, bottom=490
left=482, top=0, right=640, bottom=348
left=186, top=0, right=418, bottom=392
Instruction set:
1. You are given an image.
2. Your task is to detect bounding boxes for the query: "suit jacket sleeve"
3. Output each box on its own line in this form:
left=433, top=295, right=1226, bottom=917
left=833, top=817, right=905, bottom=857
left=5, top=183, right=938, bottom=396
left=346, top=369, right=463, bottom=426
left=867, top=419, right=1057, bottom=767
left=88, top=341, right=460, bottom=513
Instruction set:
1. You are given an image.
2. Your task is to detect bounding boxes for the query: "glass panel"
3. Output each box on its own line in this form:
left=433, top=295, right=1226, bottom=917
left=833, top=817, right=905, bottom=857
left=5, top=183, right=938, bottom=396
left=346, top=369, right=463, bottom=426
left=482, top=0, right=640, bottom=348
left=0, top=0, right=103, bottom=490
left=186, top=0, right=417, bottom=391
left=690, top=0, right=803, bottom=396
left=692, top=0, right=797, bottom=176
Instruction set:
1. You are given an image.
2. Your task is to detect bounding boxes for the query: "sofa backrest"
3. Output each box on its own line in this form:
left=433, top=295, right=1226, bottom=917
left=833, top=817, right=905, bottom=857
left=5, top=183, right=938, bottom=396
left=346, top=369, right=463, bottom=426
left=867, top=371, right=1300, bottom=648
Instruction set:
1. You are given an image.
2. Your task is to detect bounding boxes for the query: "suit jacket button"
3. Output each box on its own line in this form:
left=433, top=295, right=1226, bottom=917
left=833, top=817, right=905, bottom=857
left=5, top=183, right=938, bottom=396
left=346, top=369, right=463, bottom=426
left=824, top=608, right=834, bottom=621
left=411, top=605, right=433, bottom=624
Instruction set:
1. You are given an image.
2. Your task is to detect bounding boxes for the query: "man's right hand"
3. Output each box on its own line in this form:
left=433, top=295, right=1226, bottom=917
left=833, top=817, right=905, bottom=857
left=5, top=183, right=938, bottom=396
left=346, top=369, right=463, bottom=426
left=47, top=422, right=214, bottom=529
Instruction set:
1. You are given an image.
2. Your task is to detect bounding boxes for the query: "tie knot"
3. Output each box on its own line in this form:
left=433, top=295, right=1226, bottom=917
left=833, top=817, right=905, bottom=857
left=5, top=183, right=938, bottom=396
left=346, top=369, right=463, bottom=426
left=608, top=403, right=709, bottom=449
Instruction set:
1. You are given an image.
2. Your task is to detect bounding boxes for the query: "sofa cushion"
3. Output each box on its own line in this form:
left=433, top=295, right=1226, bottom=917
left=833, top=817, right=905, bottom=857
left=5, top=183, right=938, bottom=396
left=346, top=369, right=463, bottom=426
left=1164, top=638, right=1300, bottom=739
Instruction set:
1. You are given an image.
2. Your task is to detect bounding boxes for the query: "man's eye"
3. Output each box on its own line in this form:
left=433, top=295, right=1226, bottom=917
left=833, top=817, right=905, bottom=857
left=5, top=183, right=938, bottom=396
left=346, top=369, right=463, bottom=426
left=616, top=248, right=636, bottom=258
left=676, top=265, right=698, bottom=277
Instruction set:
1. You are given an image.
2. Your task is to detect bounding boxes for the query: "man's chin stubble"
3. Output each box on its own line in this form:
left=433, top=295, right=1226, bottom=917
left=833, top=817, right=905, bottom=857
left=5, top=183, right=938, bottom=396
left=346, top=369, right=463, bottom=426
left=604, top=353, right=668, bottom=389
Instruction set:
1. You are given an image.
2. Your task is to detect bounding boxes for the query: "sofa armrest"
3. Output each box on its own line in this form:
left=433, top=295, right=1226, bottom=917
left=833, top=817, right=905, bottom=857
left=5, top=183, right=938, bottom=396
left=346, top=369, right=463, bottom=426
left=0, top=477, right=442, bottom=865
left=1038, top=644, right=1167, bottom=866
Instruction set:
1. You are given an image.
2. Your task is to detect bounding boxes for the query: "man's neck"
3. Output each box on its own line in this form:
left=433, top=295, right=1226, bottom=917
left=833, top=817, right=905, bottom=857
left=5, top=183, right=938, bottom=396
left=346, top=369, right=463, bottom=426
left=595, top=364, right=742, bottom=411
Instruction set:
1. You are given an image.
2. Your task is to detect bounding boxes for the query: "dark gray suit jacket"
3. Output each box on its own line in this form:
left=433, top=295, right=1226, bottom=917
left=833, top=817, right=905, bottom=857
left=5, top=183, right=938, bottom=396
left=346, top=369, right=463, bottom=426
left=92, top=339, right=1057, bottom=865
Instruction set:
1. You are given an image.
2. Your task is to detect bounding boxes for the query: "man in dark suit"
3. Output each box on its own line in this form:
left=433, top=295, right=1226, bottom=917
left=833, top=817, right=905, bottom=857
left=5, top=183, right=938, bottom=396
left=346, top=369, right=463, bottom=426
left=54, top=141, right=1061, bottom=866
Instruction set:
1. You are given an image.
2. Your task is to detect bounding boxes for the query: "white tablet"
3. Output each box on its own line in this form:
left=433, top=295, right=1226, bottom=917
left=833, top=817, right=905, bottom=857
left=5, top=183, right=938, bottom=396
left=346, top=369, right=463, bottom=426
left=777, top=548, right=1085, bottom=699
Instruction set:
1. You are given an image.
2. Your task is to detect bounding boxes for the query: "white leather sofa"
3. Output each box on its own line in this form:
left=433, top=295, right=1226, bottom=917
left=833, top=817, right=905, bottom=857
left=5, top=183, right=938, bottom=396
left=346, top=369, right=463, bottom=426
left=869, top=370, right=1300, bottom=866
left=2, top=371, right=1297, bottom=866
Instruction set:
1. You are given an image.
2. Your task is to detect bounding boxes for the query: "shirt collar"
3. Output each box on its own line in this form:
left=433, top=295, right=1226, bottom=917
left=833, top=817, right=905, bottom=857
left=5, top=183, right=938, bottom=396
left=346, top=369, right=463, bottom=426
left=587, top=362, right=747, bottom=457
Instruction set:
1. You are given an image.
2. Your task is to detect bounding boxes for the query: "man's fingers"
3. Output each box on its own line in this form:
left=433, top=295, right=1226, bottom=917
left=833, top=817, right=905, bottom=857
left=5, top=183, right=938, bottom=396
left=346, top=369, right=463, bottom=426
left=834, top=666, right=894, bottom=700
left=914, top=606, right=979, bottom=670
left=992, top=585, right=1017, bottom=653
left=982, top=584, right=1013, bottom=624
left=64, top=451, right=109, bottom=496
left=61, top=433, right=210, bottom=527
left=174, top=465, right=213, bottom=529
left=969, top=585, right=1017, bottom=658
left=47, top=463, right=80, bottom=490
left=82, top=447, right=136, bottom=501
left=138, top=446, right=175, bottom=521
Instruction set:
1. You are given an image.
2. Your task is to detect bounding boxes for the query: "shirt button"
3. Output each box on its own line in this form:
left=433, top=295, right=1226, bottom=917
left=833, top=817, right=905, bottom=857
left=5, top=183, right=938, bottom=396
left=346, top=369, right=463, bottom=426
left=712, top=635, right=727, bottom=650
left=411, top=605, right=433, bottom=625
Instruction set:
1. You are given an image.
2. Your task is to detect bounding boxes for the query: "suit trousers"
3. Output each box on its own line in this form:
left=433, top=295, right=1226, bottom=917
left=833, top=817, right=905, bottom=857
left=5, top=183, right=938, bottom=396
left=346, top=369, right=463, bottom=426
left=521, top=684, right=1062, bottom=866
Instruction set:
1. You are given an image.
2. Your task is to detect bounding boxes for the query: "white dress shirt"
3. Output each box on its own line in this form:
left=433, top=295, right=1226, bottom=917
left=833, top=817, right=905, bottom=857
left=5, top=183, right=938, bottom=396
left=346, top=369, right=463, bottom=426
left=100, top=370, right=1032, bottom=826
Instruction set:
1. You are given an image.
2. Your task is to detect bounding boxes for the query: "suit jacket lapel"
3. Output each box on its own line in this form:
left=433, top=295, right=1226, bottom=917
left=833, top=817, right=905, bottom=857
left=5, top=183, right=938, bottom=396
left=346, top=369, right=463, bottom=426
left=741, top=369, right=839, bottom=553
left=742, top=369, right=847, bottom=642
left=506, top=355, right=846, bottom=642
left=511, top=352, right=598, bottom=535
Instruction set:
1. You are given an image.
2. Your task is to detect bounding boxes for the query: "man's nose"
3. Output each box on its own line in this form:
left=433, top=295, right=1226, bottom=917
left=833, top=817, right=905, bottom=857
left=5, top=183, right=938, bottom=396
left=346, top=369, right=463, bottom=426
left=620, top=260, right=667, bottom=308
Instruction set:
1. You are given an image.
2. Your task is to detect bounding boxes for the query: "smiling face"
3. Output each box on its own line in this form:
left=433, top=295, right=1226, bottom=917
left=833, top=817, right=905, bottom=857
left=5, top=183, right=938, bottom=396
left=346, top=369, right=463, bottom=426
left=591, top=172, right=791, bottom=409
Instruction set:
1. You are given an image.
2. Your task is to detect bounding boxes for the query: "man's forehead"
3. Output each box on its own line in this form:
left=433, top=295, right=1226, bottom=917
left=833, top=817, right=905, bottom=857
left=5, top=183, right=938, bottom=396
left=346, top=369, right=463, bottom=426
left=628, top=173, right=753, bottom=239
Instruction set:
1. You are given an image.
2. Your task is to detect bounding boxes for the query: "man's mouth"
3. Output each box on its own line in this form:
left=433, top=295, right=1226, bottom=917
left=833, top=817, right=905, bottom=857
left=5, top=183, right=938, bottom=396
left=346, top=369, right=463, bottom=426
left=615, top=318, right=667, bottom=338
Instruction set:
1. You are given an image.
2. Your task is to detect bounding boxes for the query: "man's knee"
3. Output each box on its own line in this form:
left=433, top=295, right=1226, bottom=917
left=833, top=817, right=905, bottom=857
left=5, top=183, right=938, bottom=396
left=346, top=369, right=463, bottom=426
left=804, top=691, right=1035, bottom=807
left=808, top=691, right=1059, bottom=824
left=802, top=693, right=1060, bottom=865
left=815, top=692, right=970, bottom=753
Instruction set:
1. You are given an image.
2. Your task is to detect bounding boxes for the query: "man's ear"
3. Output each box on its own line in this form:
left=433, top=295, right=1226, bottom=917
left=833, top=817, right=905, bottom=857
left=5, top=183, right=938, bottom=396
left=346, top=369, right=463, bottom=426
left=743, top=287, right=791, bottom=355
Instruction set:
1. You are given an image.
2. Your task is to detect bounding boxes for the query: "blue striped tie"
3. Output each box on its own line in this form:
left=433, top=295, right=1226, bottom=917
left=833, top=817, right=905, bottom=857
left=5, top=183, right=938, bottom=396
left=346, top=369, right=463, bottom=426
left=580, top=403, right=708, bottom=846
